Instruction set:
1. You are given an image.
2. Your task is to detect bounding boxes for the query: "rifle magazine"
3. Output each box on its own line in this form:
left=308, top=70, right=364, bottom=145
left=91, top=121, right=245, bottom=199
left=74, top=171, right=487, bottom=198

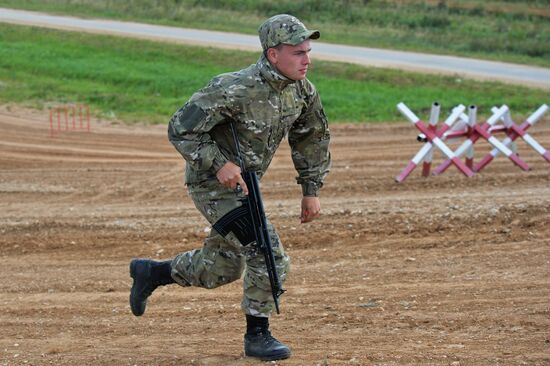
left=212, top=202, right=256, bottom=246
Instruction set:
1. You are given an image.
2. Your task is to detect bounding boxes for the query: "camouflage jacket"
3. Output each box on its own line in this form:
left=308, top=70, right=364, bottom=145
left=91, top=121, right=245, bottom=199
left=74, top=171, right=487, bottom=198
left=168, top=54, right=331, bottom=197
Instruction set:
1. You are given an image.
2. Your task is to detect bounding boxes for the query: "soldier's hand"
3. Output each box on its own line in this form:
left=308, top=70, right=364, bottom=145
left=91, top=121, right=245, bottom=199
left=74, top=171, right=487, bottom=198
left=216, top=161, right=249, bottom=195
left=300, top=196, right=321, bottom=223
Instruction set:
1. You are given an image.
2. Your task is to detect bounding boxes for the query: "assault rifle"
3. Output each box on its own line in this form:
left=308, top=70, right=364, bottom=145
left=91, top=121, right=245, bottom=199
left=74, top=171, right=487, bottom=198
left=212, top=123, right=286, bottom=314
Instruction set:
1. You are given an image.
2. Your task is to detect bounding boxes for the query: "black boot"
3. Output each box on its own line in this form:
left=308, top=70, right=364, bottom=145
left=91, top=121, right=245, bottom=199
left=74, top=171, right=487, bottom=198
left=244, top=315, right=291, bottom=361
left=129, top=259, right=175, bottom=316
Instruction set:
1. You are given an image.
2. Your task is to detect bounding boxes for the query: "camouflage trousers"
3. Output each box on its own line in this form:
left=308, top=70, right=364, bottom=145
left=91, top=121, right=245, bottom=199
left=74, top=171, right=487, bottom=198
left=171, top=181, right=290, bottom=318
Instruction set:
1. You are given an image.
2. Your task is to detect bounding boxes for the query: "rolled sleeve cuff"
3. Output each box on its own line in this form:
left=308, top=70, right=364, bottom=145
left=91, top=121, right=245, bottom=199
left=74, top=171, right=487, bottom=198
left=301, top=181, right=320, bottom=197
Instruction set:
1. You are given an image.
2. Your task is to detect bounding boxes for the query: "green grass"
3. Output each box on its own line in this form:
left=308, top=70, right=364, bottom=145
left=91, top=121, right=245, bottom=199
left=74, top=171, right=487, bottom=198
left=0, top=0, right=549, bottom=67
left=0, top=23, right=548, bottom=124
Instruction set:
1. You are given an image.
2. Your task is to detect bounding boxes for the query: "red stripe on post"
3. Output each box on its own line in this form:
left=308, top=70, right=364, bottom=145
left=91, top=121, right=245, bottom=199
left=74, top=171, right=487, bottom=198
left=422, top=161, right=431, bottom=177
left=395, top=161, right=417, bottom=183
left=509, top=154, right=530, bottom=171
left=473, top=155, right=493, bottom=172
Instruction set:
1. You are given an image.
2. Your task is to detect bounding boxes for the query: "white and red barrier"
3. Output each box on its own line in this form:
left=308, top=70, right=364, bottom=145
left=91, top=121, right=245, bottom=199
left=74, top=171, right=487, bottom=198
left=474, top=104, right=550, bottom=172
left=432, top=104, right=530, bottom=175
left=396, top=102, right=474, bottom=182
left=396, top=102, right=549, bottom=182
left=420, top=102, right=441, bottom=177
left=49, top=104, right=90, bottom=137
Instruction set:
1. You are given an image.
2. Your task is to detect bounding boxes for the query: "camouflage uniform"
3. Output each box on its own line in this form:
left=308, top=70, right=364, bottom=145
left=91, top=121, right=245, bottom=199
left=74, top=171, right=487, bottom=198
left=167, top=16, right=331, bottom=317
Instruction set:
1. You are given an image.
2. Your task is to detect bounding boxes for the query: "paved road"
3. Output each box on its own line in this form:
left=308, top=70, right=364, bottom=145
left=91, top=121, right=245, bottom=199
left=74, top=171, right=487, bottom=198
left=1, top=7, right=550, bottom=88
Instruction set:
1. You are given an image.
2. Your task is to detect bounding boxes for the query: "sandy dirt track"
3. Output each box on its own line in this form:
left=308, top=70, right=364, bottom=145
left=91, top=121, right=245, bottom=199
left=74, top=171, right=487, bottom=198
left=1, top=105, right=549, bottom=365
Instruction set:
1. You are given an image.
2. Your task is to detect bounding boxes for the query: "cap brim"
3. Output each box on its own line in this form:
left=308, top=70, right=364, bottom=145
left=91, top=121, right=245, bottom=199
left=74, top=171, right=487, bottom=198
left=286, top=29, right=321, bottom=46
left=308, top=30, right=320, bottom=40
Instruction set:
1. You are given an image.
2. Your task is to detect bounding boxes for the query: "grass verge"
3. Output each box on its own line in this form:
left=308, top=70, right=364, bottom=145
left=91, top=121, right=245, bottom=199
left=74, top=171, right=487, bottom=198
left=0, top=0, right=549, bottom=68
left=0, top=23, right=548, bottom=124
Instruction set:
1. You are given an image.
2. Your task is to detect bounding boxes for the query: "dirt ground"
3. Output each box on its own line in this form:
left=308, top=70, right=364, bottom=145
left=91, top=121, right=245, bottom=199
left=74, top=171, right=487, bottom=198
left=0, top=104, right=549, bottom=366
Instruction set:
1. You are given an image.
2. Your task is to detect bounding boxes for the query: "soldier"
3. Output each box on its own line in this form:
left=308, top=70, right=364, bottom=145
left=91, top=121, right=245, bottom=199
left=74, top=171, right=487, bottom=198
left=129, top=14, right=331, bottom=361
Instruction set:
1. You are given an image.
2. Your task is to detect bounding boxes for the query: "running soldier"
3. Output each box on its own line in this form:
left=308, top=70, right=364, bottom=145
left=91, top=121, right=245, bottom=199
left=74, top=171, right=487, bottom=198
left=129, top=14, right=331, bottom=361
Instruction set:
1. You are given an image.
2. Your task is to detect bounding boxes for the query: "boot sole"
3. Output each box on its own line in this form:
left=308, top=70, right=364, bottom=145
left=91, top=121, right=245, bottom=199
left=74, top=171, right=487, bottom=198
left=245, top=350, right=291, bottom=361
left=129, top=260, right=145, bottom=316
left=129, top=259, right=138, bottom=280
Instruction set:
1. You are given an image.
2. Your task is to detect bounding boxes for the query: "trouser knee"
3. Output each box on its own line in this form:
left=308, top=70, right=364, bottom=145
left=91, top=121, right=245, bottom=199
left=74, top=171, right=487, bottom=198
left=172, top=234, right=245, bottom=289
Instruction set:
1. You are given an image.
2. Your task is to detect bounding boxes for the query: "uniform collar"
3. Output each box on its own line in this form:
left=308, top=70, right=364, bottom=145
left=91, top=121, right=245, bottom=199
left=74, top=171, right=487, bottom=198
left=257, top=54, right=296, bottom=92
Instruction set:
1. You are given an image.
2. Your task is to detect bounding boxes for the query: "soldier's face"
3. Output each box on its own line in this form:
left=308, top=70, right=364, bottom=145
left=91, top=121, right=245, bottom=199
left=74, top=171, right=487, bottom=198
left=268, top=40, right=312, bottom=81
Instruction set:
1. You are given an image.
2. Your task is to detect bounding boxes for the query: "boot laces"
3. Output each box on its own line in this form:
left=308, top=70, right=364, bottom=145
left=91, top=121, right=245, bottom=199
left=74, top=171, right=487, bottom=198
left=259, top=330, right=277, bottom=345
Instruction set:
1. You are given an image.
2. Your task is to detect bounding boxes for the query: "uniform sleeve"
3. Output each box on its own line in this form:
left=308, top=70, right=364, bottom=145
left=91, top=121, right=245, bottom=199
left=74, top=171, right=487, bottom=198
left=168, top=80, right=230, bottom=173
left=288, top=85, right=331, bottom=197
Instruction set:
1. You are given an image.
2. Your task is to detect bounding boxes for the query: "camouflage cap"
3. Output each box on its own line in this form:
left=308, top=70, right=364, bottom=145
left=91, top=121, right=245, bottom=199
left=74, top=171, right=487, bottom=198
left=258, top=14, right=320, bottom=50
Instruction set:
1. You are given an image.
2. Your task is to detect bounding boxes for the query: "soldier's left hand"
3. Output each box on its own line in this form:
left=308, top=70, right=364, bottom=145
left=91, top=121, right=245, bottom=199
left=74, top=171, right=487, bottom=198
left=300, top=196, right=321, bottom=223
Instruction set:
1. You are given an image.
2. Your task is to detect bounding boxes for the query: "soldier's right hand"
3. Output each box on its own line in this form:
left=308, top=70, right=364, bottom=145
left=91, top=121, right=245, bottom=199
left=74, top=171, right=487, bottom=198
left=216, top=161, right=249, bottom=195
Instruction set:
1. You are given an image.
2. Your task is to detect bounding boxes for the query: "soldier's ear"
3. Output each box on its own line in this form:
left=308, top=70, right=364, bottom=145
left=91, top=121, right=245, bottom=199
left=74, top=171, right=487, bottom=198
left=266, top=48, right=278, bottom=65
